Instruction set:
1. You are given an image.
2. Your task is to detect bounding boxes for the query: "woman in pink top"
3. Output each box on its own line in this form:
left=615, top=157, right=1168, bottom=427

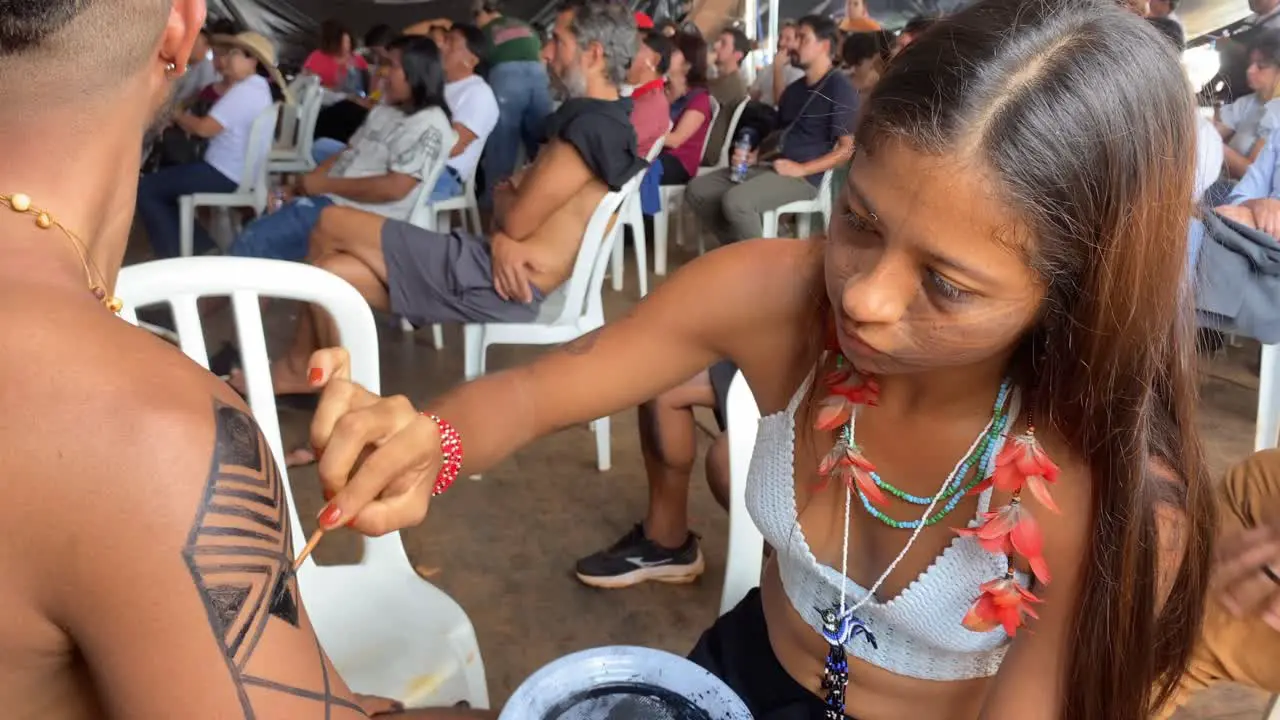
left=658, top=32, right=713, bottom=185
left=303, top=19, right=369, bottom=94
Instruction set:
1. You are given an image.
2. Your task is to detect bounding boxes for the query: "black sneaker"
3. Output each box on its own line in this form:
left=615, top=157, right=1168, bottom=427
left=575, top=523, right=705, bottom=589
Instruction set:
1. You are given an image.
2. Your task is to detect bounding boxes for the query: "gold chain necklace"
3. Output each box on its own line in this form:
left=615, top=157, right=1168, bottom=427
left=2, top=192, right=122, bottom=314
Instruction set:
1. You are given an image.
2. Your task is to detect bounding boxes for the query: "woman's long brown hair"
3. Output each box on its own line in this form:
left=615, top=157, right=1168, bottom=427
left=849, top=0, right=1215, bottom=717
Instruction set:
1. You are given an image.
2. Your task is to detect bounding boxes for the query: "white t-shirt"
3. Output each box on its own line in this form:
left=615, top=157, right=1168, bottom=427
left=752, top=62, right=805, bottom=106
left=328, top=104, right=453, bottom=220
left=204, top=74, right=274, bottom=184
left=444, top=75, right=499, bottom=183
left=1220, top=93, right=1280, bottom=156
left=1194, top=113, right=1224, bottom=201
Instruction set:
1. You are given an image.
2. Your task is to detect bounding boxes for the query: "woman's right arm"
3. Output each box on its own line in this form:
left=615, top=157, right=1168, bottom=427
left=308, top=239, right=819, bottom=535
left=665, top=107, right=708, bottom=149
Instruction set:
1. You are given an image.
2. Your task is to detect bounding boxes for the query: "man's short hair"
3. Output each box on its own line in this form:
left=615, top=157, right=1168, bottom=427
left=722, top=26, right=750, bottom=65
left=558, top=0, right=636, bottom=87
left=0, top=0, right=169, bottom=99
left=451, top=22, right=488, bottom=62
left=797, top=14, right=839, bottom=55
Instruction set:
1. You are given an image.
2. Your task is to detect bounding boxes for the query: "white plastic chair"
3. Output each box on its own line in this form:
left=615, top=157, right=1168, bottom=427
left=704, top=99, right=750, bottom=173
left=279, top=74, right=321, bottom=146
left=269, top=80, right=325, bottom=175
left=653, top=97, right=721, bottom=277
left=720, top=371, right=765, bottom=616
left=178, top=103, right=281, bottom=257
left=761, top=169, right=834, bottom=239
left=462, top=170, right=647, bottom=472
left=115, top=257, right=489, bottom=710
left=1256, top=344, right=1280, bottom=451
left=613, top=133, right=667, bottom=297
left=394, top=128, right=459, bottom=350
left=429, top=136, right=488, bottom=237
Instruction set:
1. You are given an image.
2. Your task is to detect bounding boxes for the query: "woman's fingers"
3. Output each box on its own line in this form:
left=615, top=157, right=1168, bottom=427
left=1214, top=527, right=1280, bottom=617
left=315, top=394, right=422, bottom=515
left=308, top=347, right=352, bottom=384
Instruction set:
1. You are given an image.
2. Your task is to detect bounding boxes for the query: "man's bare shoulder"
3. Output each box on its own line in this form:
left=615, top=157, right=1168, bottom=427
left=0, top=296, right=247, bottom=505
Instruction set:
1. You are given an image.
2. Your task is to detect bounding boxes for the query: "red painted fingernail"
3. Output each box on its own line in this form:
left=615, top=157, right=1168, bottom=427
left=317, top=504, right=343, bottom=529
left=308, top=367, right=324, bottom=385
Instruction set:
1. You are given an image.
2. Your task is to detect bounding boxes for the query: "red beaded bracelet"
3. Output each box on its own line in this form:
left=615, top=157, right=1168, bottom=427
left=424, top=413, right=463, bottom=496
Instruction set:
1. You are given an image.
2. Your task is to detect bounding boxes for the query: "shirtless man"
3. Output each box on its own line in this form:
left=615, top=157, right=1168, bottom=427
left=262, top=0, right=646, bottom=397
left=0, top=0, right=483, bottom=717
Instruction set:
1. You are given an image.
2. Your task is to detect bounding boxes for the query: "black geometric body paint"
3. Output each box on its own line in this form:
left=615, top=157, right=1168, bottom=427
left=184, top=401, right=365, bottom=718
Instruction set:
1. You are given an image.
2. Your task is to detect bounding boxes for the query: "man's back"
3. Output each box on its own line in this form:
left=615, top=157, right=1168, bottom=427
left=0, top=287, right=371, bottom=718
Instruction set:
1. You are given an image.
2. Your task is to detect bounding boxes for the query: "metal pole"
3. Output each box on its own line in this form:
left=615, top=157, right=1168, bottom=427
left=767, top=0, right=779, bottom=63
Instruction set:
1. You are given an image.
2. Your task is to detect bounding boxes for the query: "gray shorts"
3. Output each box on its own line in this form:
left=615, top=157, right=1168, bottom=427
left=381, top=220, right=544, bottom=325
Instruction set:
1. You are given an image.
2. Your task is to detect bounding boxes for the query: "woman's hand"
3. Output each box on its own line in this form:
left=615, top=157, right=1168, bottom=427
left=309, top=348, right=439, bottom=536
left=1213, top=524, right=1280, bottom=631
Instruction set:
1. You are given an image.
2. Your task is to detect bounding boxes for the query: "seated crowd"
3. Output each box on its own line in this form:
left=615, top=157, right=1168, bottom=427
left=13, top=0, right=1271, bottom=716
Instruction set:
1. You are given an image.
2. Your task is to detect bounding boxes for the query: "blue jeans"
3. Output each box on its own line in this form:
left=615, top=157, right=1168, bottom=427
left=431, top=167, right=464, bottom=203
left=481, top=61, right=552, bottom=205
left=311, top=138, right=347, bottom=165
left=137, top=161, right=238, bottom=258
left=228, top=196, right=335, bottom=261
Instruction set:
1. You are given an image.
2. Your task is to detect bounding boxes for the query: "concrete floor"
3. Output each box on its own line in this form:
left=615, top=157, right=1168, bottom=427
left=147, top=236, right=1278, bottom=718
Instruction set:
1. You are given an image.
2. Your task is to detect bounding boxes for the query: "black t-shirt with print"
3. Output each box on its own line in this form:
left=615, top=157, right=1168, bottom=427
left=544, top=96, right=648, bottom=191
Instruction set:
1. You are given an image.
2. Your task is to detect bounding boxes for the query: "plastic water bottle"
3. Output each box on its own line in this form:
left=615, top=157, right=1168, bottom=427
left=729, top=130, right=752, bottom=184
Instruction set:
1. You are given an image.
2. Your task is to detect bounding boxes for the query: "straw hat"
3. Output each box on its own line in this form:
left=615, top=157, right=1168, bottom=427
left=210, top=31, right=293, bottom=103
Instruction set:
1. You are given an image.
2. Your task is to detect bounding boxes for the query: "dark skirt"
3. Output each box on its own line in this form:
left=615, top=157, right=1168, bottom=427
left=687, top=588, right=856, bottom=719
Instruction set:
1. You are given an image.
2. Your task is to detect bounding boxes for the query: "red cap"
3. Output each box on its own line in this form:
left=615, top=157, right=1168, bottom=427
left=634, top=11, right=654, bottom=29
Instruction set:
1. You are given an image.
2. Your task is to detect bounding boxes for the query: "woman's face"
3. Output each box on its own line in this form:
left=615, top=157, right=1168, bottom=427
left=824, top=142, right=1044, bottom=377
left=627, top=42, right=659, bottom=85
left=847, top=57, right=880, bottom=92
left=668, top=49, right=689, bottom=81
left=1248, top=51, right=1280, bottom=95
left=384, top=49, right=411, bottom=104
left=340, top=32, right=353, bottom=56
left=217, top=46, right=258, bottom=81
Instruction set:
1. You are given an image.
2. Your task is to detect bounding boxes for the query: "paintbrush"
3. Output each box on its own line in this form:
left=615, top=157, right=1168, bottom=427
left=293, top=529, right=325, bottom=570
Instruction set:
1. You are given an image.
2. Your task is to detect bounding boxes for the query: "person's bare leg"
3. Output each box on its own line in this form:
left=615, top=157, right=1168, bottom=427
left=640, top=370, right=716, bottom=548
left=264, top=207, right=394, bottom=394
left=704, top=433, right=730, bottom=511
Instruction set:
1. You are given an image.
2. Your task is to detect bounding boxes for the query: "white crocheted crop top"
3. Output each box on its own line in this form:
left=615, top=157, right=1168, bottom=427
left=744, top=373, right=1027, bottom=681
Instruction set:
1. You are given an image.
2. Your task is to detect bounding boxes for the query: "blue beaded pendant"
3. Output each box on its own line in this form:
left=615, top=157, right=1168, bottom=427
left=819, top=608, right=877, bottom=719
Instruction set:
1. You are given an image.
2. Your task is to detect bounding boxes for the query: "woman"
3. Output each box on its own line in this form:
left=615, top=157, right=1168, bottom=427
left=136, top=30, right=287, bottom=258
left=659, top=32, right=713, bottom=186
left=307, top=1, right=1213, bottom=719
left=1216, top=31, right=1280, bottom=179
left=838, top=0, right=881, bottom=32
left=226, top=35, right=453, bottom=265
left=841, top=31, right=893, bottom=93
left=303, top=19, right=368, bottom=94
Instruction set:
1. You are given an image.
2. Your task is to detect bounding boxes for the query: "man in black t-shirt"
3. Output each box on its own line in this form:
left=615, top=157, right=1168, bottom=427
left=686, top=14, right=857, bottom=244
left=257, top=0, right=646, bottom=397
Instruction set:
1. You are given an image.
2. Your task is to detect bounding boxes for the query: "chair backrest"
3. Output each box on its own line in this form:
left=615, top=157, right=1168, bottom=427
left=115, top=257, right=411, bottom=572
left=278, top=75, right=320, bottom=148
left=404, top=126, right=461, bottom=230
left=293, top=82, right=326, bottom=159
left=699, top=95, right=722, bottom=164
left=816, top=169, right=835, bottom=224
left=241, top=103, right=282, bottom=210
left=720, top=370, right=765, bottom=615
left=545, top=169, right=647, bottom=327
left=714, top=99, right=751, bottom=169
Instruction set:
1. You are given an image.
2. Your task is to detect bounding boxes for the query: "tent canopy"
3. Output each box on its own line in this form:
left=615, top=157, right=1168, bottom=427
left=215, top=0, right=1247, bottom=68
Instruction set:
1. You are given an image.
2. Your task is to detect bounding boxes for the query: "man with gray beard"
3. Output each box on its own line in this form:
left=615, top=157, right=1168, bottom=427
left=257, top=0, right=647, bottom=395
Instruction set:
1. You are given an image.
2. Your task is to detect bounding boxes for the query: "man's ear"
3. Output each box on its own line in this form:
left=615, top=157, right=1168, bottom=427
left=160, top=0, right=206, bottom=75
